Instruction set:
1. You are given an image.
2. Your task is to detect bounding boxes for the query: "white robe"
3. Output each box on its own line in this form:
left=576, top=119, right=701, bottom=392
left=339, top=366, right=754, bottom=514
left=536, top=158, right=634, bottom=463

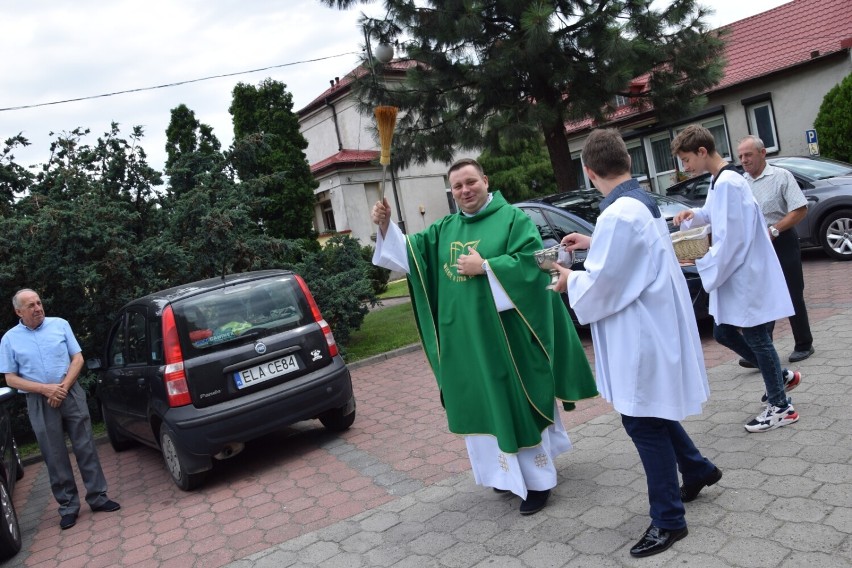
left=567, top=198, right=709, bottom=421
left=682, top=169, right=793, bottom=327
left=373, top=221, right=571, bottom=499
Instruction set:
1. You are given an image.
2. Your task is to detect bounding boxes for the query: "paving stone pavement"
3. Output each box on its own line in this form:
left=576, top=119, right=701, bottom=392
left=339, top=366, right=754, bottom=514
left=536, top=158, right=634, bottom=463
left=7, top=251, right=851, bottom=567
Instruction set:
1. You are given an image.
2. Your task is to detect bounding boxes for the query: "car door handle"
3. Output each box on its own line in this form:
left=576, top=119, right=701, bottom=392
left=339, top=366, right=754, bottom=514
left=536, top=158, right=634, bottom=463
left=136, top=378, right=146, bottom=387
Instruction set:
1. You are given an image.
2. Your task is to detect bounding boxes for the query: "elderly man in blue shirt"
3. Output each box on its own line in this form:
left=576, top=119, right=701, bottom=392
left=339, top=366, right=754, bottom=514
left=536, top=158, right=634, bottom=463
left=0, top=289, right=120, bottom=530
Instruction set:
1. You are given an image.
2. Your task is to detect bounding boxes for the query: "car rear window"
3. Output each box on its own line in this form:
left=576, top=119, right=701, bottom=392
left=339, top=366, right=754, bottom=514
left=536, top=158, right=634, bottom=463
left=173, top=276, right=312, bottom=353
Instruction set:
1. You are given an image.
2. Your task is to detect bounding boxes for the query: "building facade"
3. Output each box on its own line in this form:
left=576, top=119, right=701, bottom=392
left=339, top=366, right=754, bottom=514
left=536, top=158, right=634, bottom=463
left=566, top=0, right=852, bottom=194
left=297, top=65, right=456, bottom=246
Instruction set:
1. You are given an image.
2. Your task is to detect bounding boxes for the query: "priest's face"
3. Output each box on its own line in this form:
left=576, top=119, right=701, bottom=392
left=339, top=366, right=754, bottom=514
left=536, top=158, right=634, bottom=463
left=449, top=165, right=490, bottom=214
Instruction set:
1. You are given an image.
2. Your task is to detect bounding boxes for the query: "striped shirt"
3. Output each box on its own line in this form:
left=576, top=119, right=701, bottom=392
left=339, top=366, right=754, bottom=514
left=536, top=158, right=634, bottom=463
left=743, top=164, right=808, bottom=226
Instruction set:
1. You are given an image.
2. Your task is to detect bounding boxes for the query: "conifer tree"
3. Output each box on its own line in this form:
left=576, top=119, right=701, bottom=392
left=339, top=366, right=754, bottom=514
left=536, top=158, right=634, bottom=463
left=322, top=0, right=725, bottom=191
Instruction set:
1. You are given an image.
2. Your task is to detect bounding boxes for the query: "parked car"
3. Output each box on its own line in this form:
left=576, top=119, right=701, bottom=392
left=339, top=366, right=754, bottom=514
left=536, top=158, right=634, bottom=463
left=665, top=164, right=744, bottom=205
left=0, top=387, right=23, bottom=561
left=515, top=189, right=710, bottom=324
left=665, top=156, right=852, bottom=260
left=88, top=270, right=356, bottom=490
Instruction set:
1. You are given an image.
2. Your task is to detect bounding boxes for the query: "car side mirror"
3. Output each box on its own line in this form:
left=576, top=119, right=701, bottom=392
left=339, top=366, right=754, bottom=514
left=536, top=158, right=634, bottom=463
left=86, top=358, right=103, bottom=371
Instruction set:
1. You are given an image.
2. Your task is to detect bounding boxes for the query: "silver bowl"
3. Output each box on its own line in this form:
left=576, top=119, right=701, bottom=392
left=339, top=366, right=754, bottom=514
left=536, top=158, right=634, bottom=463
left=534, top=245, right=574, bottom=289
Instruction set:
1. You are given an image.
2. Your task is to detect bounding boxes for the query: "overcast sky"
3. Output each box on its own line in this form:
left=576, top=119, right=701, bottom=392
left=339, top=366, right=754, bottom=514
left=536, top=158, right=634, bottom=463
left=1, top=0, right=791, bottom=175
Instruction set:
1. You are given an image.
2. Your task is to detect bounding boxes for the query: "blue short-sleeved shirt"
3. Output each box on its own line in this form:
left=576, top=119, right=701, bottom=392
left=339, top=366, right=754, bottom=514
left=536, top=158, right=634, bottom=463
left=0, top=317, right=82, bottom=389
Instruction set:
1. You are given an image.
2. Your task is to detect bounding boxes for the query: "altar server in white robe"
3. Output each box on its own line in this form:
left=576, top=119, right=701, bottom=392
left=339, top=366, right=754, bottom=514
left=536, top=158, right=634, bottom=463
left=552, top=128, right=721, bottom=559
left=671, top=125, right=800, bottom=434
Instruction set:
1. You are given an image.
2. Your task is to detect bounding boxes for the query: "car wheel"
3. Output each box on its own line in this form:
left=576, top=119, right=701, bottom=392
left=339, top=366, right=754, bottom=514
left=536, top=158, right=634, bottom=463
left=819, top=209, right=852, bottom=260
left=101, top=402, right=134, bottom=452
left=11, top=438, right=23, bottom=481
left=0, top=480, right=21, bottom=561
left=319, top=404, right=356, bottom=432
left=159, top=429, right=207, bottom=491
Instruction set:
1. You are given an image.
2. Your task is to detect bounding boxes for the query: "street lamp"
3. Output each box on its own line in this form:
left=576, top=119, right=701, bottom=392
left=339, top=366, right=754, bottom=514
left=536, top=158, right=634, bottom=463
left=362, top=23, right=405, bottom=233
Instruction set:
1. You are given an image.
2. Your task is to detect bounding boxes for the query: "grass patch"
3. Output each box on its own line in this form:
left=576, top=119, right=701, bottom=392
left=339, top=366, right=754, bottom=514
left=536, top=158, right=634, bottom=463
left=344, top=302, right=419, bottom=362
left=378, top=279, right=409, bottom=299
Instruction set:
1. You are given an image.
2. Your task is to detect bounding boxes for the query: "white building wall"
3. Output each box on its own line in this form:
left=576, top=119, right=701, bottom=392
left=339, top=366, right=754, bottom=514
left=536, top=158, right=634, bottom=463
left=300, top=87, right=455, bottom=246
left=708, top=57, right=852, bottom=156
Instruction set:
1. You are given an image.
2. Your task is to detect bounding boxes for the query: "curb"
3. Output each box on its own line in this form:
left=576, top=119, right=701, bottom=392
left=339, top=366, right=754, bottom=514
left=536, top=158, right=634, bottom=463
left=346, top=343, right=422, bottom=371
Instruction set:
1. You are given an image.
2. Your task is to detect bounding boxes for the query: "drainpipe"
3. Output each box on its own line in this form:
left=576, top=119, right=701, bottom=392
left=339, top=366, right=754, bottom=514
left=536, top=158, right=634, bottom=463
left=325, top=96, right=344, bottom=152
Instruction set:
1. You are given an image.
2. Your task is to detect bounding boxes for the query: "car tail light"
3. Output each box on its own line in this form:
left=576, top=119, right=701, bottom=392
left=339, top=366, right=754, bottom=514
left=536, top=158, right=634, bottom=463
left=162, top=305, right=192, bottom=407
left=294, top=275, right=339, bottom=357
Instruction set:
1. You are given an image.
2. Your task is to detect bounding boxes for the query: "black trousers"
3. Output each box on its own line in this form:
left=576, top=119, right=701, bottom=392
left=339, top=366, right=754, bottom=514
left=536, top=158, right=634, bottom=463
left=767, top=227, right=813, bottom=352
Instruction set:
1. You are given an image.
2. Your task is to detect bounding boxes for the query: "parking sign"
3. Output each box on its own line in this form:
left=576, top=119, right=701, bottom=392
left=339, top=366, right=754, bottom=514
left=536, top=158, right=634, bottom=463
left=806, top=129, right=819, bottom=156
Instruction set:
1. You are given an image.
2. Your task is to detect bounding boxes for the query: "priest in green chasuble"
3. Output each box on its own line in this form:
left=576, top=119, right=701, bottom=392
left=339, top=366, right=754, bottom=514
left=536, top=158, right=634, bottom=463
left=371, top=158, right=597, bottom=515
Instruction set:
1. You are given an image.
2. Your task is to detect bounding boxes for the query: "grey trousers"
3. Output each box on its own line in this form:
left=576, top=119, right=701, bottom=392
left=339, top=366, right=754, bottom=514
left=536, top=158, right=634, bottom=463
left=26, top=382, right=109, bottom=516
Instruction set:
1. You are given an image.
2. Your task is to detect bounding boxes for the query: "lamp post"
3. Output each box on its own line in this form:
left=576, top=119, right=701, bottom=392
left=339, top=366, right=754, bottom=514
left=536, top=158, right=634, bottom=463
left=362, top=24, right=406, bottom=233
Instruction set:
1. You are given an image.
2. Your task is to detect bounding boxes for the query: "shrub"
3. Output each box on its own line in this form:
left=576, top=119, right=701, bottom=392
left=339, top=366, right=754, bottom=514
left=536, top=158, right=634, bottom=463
left=291, top=234, right=378, bottom=347
left=813, top=73, right=852, bottom=163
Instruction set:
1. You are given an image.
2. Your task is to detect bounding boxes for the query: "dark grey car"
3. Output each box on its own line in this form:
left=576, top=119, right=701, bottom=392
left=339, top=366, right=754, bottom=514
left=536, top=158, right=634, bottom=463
left=0, top=387, right=22, bottom=561
left=665, top=156, right=852, bottom=260
left=89, top=270, right=356, bottom=490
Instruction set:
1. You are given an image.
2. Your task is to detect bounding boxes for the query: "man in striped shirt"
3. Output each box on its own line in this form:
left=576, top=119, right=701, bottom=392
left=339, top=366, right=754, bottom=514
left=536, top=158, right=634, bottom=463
left=737, top=135, right=814, bottom=364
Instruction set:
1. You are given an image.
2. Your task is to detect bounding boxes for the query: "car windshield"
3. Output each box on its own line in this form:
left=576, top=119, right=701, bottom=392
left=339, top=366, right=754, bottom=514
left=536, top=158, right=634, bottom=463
left=769, top=157, right=852, bottom=180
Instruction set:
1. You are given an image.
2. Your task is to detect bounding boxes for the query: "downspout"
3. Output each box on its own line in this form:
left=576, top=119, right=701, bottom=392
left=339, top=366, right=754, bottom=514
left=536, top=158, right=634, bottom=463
left=325, top=96, right=344, bottom=152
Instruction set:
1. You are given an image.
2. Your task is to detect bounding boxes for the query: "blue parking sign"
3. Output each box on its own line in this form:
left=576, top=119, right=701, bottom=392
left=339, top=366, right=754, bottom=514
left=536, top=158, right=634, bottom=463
left=806, top=129, right=818, bottom=144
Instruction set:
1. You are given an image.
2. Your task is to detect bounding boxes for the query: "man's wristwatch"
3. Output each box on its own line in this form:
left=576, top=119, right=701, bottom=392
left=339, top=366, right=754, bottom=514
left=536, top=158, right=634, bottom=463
left=481, top=260, right=488, bottom=273
left=769, top=225, right=780, bottom=238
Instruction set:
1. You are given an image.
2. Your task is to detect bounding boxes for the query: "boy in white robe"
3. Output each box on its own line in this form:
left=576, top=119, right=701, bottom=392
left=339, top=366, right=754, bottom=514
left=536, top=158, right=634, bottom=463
left=671, top=125, right=801, bottom=433
left=552, top=128, right=720, bottom=558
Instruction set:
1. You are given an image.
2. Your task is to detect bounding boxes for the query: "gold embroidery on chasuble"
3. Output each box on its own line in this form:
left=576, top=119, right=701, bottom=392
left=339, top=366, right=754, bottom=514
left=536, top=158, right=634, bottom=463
left=442, top=240, right=481, bottom=282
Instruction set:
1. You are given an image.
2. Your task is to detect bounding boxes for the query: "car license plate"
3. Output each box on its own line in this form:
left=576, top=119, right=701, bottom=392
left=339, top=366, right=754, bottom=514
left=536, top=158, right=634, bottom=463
left=234, top=354, right=299, bottom=389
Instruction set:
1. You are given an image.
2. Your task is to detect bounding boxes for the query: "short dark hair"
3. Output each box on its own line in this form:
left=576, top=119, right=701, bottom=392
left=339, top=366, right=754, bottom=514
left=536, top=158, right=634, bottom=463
left=581, top=129, right=631, bottom=178
left=448, top=158, right=485, bottom=177
left=671, top=124, right=716, bottom=155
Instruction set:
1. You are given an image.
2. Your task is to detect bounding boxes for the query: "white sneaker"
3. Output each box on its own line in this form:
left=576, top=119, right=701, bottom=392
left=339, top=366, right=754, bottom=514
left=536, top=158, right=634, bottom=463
left=744, top=403, right=799, bottom=433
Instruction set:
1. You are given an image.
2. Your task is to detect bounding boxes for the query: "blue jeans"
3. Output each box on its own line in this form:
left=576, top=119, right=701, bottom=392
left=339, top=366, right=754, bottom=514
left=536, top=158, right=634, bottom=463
left=713, top=323, right=788, bottom=407
left=621, top=415, right=717, bottom=530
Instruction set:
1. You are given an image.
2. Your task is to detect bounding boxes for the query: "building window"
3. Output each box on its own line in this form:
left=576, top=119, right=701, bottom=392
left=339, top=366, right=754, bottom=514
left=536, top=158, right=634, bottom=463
left=625, top=141, right=648, bottom=179
left=703, top=117, right=732, bottom=159
left=571, top=153, right=587, bottom=189
left=613, top=94, right=630, bottom=108
left=650, top=133, right=675, bottom=173
left=321, top=201, right=336, bottom=232
left=445, top=175, right=458, bottom=213
left=746, top=100, right=779, bottom=153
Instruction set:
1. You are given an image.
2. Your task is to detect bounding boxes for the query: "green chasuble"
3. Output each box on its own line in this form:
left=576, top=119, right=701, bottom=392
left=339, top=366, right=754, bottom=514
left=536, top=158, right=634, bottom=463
left=405, top=191, right=597, bottom=454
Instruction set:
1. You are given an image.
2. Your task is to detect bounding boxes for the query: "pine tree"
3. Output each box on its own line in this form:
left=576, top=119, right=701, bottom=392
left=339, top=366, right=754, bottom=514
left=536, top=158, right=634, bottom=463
left=229, top=79, right=318, bottom=239
left=322, top=0, right=725, bottom=192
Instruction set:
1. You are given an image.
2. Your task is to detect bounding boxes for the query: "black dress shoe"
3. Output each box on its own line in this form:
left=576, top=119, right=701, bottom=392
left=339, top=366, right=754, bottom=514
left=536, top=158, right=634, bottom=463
left=681, top=466, right=723, bottom=502
left=60, top=513, right=78, bottom=530
left=630, top=524, right=688, bottom=557
left=519, top=489, right=550, bottom=515
left=92, top=499, right=121, bottom=512
left=492, top=487, right=511, bottom=494
left=739, top=358, right=756, bottom=369
left=789, top=347, right=814, bottom=363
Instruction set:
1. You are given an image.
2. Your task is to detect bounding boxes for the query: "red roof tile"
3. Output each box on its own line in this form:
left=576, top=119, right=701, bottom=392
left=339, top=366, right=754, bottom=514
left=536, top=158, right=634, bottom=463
left=566, top=0, right=852, bottom=133
left=310, top=149, right=380, bottom=175
left=717, top=0, right=852, bottom=89
left=297, top=60, right=418, bottom=116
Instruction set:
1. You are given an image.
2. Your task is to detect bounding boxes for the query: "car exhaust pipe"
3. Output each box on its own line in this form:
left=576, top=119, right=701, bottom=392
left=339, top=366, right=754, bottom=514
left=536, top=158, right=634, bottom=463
left=213, top=442, right=245, bottom=460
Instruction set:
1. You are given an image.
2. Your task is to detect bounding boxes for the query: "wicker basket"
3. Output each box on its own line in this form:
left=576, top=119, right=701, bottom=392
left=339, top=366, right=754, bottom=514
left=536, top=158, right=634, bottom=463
left=671, top=226, right=710, bottom=260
